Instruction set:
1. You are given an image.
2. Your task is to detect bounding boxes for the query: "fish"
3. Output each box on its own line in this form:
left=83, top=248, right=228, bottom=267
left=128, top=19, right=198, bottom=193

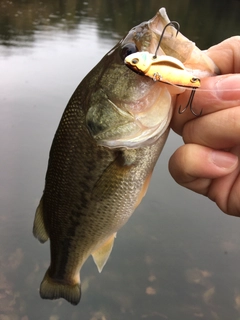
left=33, top=7, right=219, bottom=305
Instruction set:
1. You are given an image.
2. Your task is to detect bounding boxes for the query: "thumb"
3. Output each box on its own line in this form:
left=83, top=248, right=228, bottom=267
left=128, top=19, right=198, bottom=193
left=168, top=144, right=238, bottom=195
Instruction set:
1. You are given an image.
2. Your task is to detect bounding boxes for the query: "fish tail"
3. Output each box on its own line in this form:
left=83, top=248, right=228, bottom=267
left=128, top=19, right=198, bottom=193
left=40, top=269, right=81, bottom=305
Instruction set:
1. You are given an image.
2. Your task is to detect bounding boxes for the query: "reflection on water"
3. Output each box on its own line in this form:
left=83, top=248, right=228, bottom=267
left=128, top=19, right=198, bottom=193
left=1, top=0, right=240, bottom=49
left=1, top=0, right=240, bottom=319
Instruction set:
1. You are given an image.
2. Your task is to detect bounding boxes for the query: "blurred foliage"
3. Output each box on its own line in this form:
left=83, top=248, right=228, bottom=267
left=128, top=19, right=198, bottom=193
left=0, top=0, right=239, bottom=48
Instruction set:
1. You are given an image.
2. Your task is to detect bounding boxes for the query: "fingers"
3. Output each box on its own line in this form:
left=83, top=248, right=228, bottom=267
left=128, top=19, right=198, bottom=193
left=168, top=144, right=238, bottom=196
left=206, top=36, right=240, bottom=74
left=168, top=37, right=240, bottom=216
left=171, top=74, right=240, bottom=135
left=207, top=146, right=240, bottom=216
left=182, top=106, right=240, bottom=149
left=171, top=36, right=240, bottom=135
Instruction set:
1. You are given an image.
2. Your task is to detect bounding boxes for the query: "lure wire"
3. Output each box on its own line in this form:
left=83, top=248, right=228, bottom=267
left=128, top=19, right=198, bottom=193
left=153, top=21, right=180, bottom=58
left=153, top=20, right=203, bottom=117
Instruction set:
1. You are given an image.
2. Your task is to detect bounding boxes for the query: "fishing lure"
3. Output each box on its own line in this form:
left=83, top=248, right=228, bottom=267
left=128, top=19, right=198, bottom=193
left=124, top=52, right=201, bottom=88
left=124, top=21, right=201, bottom=116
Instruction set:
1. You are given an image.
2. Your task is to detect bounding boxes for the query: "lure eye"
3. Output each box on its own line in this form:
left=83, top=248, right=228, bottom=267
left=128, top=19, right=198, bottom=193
left=190, top=77, right=200, bottom=83
left=131, top=58, right=139, bottom=64
left=120, top=43, right=138, bottom=60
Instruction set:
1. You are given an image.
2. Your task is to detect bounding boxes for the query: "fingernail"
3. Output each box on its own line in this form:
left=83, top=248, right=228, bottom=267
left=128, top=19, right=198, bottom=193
left=211, top=150, right=238, bottom=169
left=216, top=75, right=240, bottom=101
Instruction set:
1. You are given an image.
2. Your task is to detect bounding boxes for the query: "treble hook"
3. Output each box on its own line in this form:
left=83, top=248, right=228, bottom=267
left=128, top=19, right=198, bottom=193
left=153, top=21, right=180, bottom=58
left=178, top=89, right=202, bottom=116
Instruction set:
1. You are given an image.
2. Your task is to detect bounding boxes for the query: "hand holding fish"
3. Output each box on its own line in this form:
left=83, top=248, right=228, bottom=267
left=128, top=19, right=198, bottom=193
left=169, top=36, right=240, bottom=216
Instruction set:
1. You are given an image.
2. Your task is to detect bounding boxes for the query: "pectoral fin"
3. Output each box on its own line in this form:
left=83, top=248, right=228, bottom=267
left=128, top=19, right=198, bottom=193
left=92, top=233, right=116, bottom=273
left=33, top=198, right=49, bottom=243
left=91, top=152, right=133, bottom=202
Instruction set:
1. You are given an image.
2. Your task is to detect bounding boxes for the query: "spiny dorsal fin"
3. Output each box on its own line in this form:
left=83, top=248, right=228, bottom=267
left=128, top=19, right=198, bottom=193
left=33, top=198, right=49, bottom=243
left=92, top=233, right=116, bottom=273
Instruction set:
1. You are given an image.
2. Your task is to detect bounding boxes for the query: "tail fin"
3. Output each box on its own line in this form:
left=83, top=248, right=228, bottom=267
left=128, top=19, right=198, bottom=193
left=39, top=270, right=81, bottom=305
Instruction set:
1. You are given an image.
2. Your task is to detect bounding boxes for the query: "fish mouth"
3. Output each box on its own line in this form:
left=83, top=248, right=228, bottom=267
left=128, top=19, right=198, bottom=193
left=147, top=8, right=220, bottom=76
left=95, top=82, right=173, bottom=149
left=125, top=63, right=146, bottom=76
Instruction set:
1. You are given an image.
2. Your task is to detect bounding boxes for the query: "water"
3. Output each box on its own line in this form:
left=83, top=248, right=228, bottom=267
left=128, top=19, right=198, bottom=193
left=1, top=0, right=240, bottom=319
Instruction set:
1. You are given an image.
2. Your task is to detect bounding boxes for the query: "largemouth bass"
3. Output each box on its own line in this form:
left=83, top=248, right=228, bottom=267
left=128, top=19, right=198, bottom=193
left=33, top=8, right=218, bottom=305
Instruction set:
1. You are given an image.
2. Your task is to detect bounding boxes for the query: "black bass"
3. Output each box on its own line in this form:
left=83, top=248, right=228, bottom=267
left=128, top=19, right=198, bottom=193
left=33, top=8, right=218, bottom=305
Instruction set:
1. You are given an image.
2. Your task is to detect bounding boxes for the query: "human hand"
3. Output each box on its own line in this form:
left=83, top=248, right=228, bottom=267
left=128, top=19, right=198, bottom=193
left=169, top=36, right=240, bottom=216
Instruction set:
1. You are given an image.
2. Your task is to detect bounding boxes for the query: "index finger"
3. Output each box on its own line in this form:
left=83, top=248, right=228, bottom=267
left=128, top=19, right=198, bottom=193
left=171, top=36, right=240, bottom=135
left=207, top=36, right=240, bottom=74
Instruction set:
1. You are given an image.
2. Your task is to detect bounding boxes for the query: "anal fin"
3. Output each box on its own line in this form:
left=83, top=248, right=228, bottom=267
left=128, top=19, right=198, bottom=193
left=33, top=198, right=49, bottom=243
left=92, top=233, right=116, bottom=273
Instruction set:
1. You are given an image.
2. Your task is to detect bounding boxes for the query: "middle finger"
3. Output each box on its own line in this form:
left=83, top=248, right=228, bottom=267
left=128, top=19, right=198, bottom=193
left=182, top=106, right=240, bottom=149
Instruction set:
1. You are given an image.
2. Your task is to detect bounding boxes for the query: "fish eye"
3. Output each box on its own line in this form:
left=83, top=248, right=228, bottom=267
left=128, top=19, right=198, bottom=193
left=120, top=43, right=138, bottom=60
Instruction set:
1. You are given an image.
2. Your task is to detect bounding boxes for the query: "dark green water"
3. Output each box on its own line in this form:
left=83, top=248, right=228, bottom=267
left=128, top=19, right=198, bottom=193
left=0, top=0, right=240, bottom=319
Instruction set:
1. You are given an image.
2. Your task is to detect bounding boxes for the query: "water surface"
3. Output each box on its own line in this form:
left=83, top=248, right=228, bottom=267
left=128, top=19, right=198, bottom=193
left=1, top=0, right=240, bottom=319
